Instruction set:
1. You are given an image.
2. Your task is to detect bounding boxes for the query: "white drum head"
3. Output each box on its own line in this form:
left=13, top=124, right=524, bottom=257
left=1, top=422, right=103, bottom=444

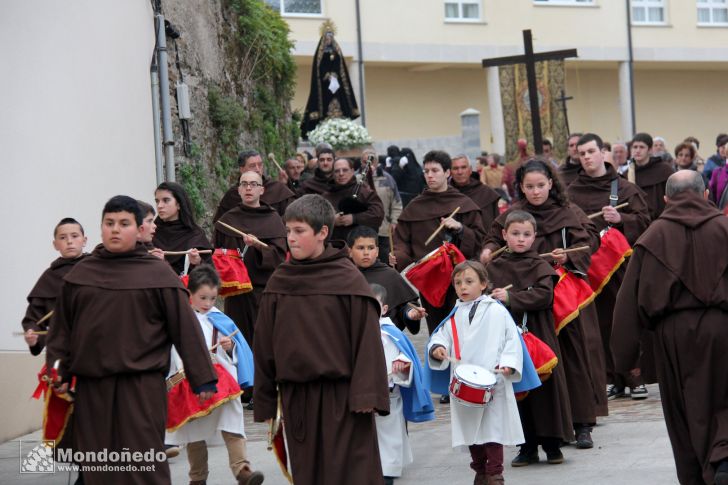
left=454, top=364, right=496, bottom=388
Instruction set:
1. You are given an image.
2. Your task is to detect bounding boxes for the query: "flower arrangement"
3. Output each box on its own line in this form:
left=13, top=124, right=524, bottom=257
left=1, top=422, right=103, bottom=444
left=307, top=117, right=372, bottom=150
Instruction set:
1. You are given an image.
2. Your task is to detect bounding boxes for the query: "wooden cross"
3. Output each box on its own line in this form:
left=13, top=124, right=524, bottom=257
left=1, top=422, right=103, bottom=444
left=482, top=30, right=577, bottom=155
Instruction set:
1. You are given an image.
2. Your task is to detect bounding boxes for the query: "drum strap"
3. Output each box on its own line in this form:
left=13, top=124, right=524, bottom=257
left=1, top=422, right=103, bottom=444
left=450, top=316, right=461, bottom=361
left=610, top=178, right=619, bottom=207
left=211, top=327, right=219, bottom=348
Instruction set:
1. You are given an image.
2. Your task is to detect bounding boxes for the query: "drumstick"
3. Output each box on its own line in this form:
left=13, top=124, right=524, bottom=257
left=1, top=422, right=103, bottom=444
left=210, top=328, right=241, bottom=352
left=158, top=249, right=213, bottom=256
left=587, top=202, right=629, bottom=219
left=267, top=153, right=284, bottom=173
left=489, top=246, right=507, bottom=259
left=13, top=330, right=48, bottom=336
left=424, top=206, right=461, bottom=246
left=388, top=225, right=395, bottom=253
left=539, top=246, right=591, bottom=257
left=405, top=301, right=428, bottom=317
left=487, top=284, right=513, bottom=297
left=216, top=221, right=270, bottom=248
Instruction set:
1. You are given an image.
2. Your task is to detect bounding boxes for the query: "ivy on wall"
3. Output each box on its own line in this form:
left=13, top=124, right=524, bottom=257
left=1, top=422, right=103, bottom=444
left=179, top=0, right=300, bottom=222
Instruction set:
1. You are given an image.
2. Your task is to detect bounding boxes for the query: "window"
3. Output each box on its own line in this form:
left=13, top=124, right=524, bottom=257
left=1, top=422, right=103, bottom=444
left=533, top=0, right=595, bottom=5
left=697, top=0, right=728, bottom=25
left=445, top=1, right=481, bottom=21
left=631, top=0, right=666, bottom=24
left=265, top=0, right=322, bottom=16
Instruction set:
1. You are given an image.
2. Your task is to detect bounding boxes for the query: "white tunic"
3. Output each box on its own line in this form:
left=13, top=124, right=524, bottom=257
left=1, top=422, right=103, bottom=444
left=165, top=307, right=245, bottom=445
left=376, top=319, right=414, bottom=477
left=428, top=296, right=524, bottom=449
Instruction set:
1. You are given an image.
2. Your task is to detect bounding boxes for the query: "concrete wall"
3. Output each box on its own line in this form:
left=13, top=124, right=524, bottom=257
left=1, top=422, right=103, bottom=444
left=0, top=0, right=157, bottom=442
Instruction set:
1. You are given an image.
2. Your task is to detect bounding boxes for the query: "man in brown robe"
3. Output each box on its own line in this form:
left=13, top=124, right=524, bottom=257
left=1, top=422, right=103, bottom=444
left=567, top=133, right=653, bottom=399
left=46, top=196, right=217, bottom=485
left=254, top=195, right=389, bottom=485
left=557, top=133, right=583, bottom=187
left=214, top=171, right=287, bottom=349
left=22, top=218, right=88, bottom=355
left=322, top=157, right=384, bottom=243
left=450, top=154, right=500, bottom=231
left=213, top=149, right=296, bottom=221
left=300, top=147, right=336, bottom=195
left=625, top=132, right=675, bottom=219
left=392, top=150, right=486, bottom=334
left=488, top=212, right=573, bottom=464
left=613, top=170, right=728, bottom=485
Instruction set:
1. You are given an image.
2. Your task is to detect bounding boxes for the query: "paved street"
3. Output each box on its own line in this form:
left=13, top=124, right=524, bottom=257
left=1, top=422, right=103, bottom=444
left=0, top=329, right=678, bottom=484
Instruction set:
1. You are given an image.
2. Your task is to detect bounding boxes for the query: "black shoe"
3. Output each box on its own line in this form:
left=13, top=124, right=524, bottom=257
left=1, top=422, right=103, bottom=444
left=246, top=398, right=254, bottom=411
left=545, top=449, right=564, bottom=464
left=440, top=394, right=450, bottom=404
left=607, top=384, right=625, bottom=400
left=383, top=477, right=395, bottom=485
left=511, top=450, right=539, bottom=467
left=715, top=460, right=728, bottom=485
left=575, top=428, right=594, bottom=449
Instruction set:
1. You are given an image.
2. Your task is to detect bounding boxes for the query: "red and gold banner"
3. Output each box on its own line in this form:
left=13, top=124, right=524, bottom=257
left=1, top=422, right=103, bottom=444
left=552, top=267, right=596, bottom=334
left=404, top=243, right=466, bottom=307
left=166, top=363, right=243, bottom=433
left=587, top=228, right=633, bottom=294
left=212, top=248, right=253, bottom=298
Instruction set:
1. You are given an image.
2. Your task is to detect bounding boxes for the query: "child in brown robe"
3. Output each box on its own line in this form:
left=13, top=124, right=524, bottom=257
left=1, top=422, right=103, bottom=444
left=22, top=218, right=88, bottom=355
left=253, top=194, right=390, bottom=485
left=488, top=210, right=574, bottom=467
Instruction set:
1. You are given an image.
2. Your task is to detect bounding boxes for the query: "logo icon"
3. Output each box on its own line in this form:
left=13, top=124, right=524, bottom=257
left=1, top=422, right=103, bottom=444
left=20, top=440, right=55, bottom=474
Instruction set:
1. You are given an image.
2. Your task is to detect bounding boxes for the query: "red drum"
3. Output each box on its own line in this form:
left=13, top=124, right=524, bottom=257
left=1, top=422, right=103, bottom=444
left=403, top=242, right=466, bottom=307
left=449, top=364, right=496, bottom=407
left=166, top=361, right=243, bottom=433
left=552, top=267, right=596, bottom=334
left=587, top=228, right=633, bottom=294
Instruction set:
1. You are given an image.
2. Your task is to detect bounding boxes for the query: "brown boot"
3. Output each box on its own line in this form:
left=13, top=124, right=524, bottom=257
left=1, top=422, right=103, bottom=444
left=189, top=481, right=206, bottom=485
left=487, top=474, right=505, bottom=485
left=237, top=460, right=264, bottom=485
left=474, top=472, right=488, bottom=485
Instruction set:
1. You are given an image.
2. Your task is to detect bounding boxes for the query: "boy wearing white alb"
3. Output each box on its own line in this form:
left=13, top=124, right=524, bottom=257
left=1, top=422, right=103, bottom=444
left=427, top=260, right=524, bottom=485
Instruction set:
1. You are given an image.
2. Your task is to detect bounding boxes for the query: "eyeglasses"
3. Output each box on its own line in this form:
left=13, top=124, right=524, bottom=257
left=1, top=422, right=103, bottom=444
left=334, top=168, right=352, bottom=174
left=239, top=181, right=261, bottom=189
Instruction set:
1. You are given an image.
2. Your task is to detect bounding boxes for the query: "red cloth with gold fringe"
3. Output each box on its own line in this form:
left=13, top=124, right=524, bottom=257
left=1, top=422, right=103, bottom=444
left=403, top=242, right=466, bottom=307
left=32, top=364, right=75, bottom=443
left=552, top=266, right=597, bottom=334
left=515, top=332, right=558, bottom=401
left=212, top=248, right=253, bottom=298
left=166, top=362, right=243, bottom=433
left=586, top=227, right=633, bottom=294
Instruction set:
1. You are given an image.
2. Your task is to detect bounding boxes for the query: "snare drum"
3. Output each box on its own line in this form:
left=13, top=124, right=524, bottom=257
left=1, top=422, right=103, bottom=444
left=449, top=364, right=496, bottom=407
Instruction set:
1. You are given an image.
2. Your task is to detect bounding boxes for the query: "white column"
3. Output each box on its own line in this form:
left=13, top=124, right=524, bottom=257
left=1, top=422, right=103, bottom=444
left=618, top=61, right=635, bottom=141
left=486, top=66, right=505, bottom=155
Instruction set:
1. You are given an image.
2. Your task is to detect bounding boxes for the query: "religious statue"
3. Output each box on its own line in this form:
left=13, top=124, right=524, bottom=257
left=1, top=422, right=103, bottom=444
left=300, top=20, right=360, bottom=139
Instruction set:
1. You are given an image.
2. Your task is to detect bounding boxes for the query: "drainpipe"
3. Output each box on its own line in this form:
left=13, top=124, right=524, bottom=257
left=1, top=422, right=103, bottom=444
left=150, top=60, right=164, bottom=185
left=156, top=13, right=175, bottom=181
left=354, top=0, right=366, bottom=126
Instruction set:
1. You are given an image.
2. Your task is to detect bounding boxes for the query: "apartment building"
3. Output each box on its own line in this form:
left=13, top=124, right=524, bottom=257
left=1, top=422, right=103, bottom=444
left=272, top=0, right=728, bottom=158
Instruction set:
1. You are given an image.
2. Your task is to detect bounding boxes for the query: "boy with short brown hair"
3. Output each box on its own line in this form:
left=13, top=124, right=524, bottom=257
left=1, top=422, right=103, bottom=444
left=253, top=194, right=390, bottom=485
left=22, top=218, right=88, bottom=354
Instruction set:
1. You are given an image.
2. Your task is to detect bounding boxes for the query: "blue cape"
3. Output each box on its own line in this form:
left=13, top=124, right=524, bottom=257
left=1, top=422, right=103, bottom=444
left=380, top=321, right=436, bottom=423
left=423, top=304, right=541, bottom=395
left=207, top=310, right=255, bottom=388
